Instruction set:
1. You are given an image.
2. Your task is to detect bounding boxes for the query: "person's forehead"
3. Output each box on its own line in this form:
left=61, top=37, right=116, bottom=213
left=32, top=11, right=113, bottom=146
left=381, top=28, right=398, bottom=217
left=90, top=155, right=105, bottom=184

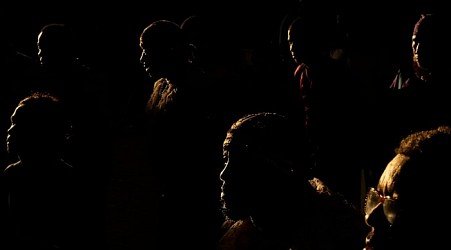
left=384, top=154, right=409, bottom=178
left=388, top=154, right=409, bottom=168
left=11, top=104, right=26, bottom=117
left=413, top=15, right=440, bottom=38
left=223, top=131, right=240, bottom=150
left=378, top=154, right=410, bottom=195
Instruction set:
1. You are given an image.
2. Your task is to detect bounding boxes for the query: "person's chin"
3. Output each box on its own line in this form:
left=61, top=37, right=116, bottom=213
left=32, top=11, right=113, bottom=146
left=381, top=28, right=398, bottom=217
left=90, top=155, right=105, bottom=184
left=221, top=202, right=248, bottom=221
left=143, top=67, right=153, bottom=77
left=223, top=210, right=248, bottom=221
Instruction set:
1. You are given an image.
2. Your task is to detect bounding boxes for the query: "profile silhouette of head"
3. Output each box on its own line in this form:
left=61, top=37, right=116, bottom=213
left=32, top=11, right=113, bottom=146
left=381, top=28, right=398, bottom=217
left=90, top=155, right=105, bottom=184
left=7, top=92, right=68, bottom=159
left=139, top=19, right=193, bottom=81
left=412, top=13, right=448, bottom=82
left=37, top=23, right=78, bottom=68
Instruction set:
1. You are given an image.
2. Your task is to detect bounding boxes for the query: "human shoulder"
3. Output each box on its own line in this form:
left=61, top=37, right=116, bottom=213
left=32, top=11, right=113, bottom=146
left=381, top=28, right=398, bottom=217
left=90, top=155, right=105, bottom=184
left=218, top=218, right=261, bottom=250
left=153, top=77, right=171, bottom=90
left=54, top=159, right=75, bottom=172
left=308, top=177, right=332, bottom=194
left=152, top=78, right=178, bottom=98
left=308, top=177, right=359, bottom=212
left=0, top=162, right=24, bottom=188
left=1, top=161, right=23, bottom=177
left=301, top=177, right=367, bottom=250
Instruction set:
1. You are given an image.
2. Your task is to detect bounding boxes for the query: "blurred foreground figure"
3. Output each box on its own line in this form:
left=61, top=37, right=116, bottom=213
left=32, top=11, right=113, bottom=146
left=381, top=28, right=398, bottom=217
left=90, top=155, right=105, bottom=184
left=219, top=112, right=367, bottom=250
left=364, top=125, right=451, bottom=250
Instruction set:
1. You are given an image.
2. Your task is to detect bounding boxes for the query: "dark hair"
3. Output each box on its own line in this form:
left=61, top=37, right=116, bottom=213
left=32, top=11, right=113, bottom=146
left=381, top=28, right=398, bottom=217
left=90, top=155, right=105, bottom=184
left=140, top=20, right=188, bottom=52
left=16, top=92, right=68, bottom=137
left=225, top=112, right=312, bottom=177
left=380, top=125, right=451, bottom=196
left=39, top=23, right=76, bottom=50
left=395, top=125, right=451, bottom=158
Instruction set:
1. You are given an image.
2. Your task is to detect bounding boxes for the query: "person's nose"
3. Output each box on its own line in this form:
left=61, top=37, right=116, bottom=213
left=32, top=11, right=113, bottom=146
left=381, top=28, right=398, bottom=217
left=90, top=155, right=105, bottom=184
left=219, top=163, right=228, bottom=182
left=7, top=124, right=16, bottom=136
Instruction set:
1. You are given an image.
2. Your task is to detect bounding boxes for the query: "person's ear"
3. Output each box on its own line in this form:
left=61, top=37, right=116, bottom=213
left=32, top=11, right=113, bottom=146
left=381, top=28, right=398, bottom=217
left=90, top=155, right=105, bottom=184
left=187, top=43, right=198, bottom=64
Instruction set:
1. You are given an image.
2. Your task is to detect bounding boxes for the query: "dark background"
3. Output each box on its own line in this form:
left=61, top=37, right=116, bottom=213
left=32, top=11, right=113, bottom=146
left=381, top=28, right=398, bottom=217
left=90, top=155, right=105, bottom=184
left=0, top=1, right=445, bottom=249
left=1, top=0, right=444, bottom=93
left=3, top=0, right=443, bottom=60
left=2, top=0, right=442, bottom=87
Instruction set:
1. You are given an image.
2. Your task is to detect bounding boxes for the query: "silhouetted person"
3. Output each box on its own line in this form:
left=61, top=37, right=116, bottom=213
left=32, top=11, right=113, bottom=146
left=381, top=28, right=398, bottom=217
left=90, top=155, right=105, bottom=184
left=387, top=13, right=451, bottom=129
left=0, top=92, right=92, bottom=250
left=138, top=19, right=224, bottom=249
left=0, top=30, right=41, bottom=168
left=35, top=22, right=112, bottom=246
left=179, top=14, right=247, bottom=127
left=364, top=125, right=451, bottom=250
left=370, top=13, right=451, bottom=184
left=36, top=23, right=95, bottom=97
left=180, top=15, right=210, bottom=70
left=218, top=112, right=367, bottom=250
left=287, top=10, right=364, bottom=206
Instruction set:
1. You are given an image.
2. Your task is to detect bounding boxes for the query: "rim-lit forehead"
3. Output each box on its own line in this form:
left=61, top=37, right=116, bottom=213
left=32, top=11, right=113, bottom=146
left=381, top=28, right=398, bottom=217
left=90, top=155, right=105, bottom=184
left=413, top=14, right=441, bottom=41
left=37, top=32, right=44, bottom=43
left=223, top=130, right=247, bottom=154
left=378, top=154, right=409, bottom=195
left=11, top=103, right=28, bottom=119
left=223, top=116, right=248, bottom=150
left=223, top=132, right=232, bottom=149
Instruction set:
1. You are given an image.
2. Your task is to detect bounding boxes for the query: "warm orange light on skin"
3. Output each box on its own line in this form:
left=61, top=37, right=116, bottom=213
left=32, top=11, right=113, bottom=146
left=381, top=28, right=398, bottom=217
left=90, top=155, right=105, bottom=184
left=411, top=34, right=422, bottom=69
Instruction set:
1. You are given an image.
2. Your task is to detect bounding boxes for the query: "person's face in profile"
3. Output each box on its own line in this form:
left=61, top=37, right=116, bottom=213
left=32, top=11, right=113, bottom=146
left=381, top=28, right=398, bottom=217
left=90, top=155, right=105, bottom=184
left=139, top=33, right=180, bottom=80
left=37, top=31, right=48, bottom=65
left=364, top=153, right=425, bottom=250
left=139, top=40, right=167, bottom=79
left=287, top=27, right=301, bottom=64
left=219, top=132, right=256, bottom=221
left=411, top=15, right=441, bottom=73
left=219, top=130, right=293, bottom=221
left=7, top=102, right=62, bottom=158
left=412, top=30, right=434, bottom=71
left=37, top=31, right=72, bottom=68
left=6, top=104, right=38, bottom=156
left=287, top=28, right=319, bottom=66
left=139, top=39, right=155, bottom=78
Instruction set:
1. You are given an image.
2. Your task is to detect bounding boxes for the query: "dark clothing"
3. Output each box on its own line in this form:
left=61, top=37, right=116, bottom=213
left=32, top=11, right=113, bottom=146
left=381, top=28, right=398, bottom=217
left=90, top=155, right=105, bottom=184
left=294, top=59, right=364, bottom=206
left=0, top=160, right=89, bottom=250
left=0, top=48, right=41, bottom=166
left=379, top=70, right=451, bottom=151
left=35, top=61, right=113, bottom=242
left=144, top=70, right=224, bottom=249
left=218, top=177, right=368, bottom=250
